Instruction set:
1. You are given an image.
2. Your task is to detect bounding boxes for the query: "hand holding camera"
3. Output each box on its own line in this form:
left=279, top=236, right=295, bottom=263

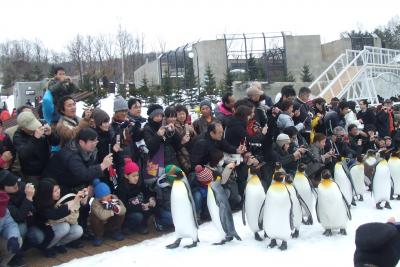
left=25, top=183, right=35, bottom=201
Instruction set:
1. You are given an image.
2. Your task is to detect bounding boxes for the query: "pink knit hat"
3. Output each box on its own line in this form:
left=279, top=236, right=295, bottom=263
left=124, top=158, right=140, bottom=175
left=195, top=165, right=213, bottom=186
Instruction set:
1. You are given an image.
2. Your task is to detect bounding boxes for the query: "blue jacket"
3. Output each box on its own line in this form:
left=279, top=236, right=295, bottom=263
left=0, top=209, right=21, bottom=240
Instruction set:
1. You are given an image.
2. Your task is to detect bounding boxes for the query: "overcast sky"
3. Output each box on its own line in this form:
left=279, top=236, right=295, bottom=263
left=1, top=0, right=399, bottom=52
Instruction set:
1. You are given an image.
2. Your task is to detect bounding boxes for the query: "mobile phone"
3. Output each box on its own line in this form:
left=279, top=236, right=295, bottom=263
left=116, top=134, right=121, bottom=145
left=108, top=144, right=112, bottom=154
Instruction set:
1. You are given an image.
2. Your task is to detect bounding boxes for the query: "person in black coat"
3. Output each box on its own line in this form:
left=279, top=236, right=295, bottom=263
left=324, top=101, right=349, bottom=136
left=13, top=112, right=60, bottom=184
left=357, top=99, right=376, bottom=128
left=190, top=122, right=245, bottom=168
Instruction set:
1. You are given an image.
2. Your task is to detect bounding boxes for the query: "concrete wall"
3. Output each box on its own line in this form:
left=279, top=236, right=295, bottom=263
left=134, top=58, right=161, bottom=87
left=193, top=40, right=227, bottom=89
left=284, top=35, right=324, bottom=82
left=321, top=38, right=352, bottom=63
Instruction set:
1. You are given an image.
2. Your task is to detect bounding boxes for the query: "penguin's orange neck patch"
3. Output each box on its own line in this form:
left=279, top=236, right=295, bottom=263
left=320, top=179, right=332, bottom=187
left=271, top=181, right=286, bottom=191
left=248, top=175, right=260, bottom=185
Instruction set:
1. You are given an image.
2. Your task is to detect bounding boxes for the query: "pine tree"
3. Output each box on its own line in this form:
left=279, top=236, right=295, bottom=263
left=284, top=71, right=296, bottom=82
left=82, top=74, right=100, bottom=107
left=118, top=83, right=127, bottom=98
left=162, top=70, right=173, bottom=105
left=257, top=62, right=266, bottom=81
left=32, top=64, right=44, bottom=81
left=128, top=83, right=137, bottom=97
left=184, top=58, right=198, bottom=106
left=138, top=75, right=149, bottom=104
left=203, top=64, right=216, bottom=98
left=47, top=65, right=56, bottom=78
left=223, top=69, right=234, bottom=93
left=300, top=64, right=314, bottom=82
left=247, top=54, right=258, bottom=80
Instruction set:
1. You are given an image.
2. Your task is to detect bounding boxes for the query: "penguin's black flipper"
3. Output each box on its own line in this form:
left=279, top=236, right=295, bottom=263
left=334, top=181, right=352, bottom=220
left=166, top=238, right=182, bottom=249
left=315, top=198, right=321, bottom=223
left=258, top=199, right=265, bottom=230
left=284, top=185, right=295, bottom=231
left=242, top=193, right=246, bottom=226
left=293, top=186, right=313, bottom=225
left=183, top=177, right=199, bottom=229
left=341, top=160, right=357, bottom=197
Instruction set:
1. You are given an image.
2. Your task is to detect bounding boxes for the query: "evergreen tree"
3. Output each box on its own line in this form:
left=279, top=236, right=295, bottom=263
left=82, top=74, right=100, bottom=107
left=162, top=70, right=173, bottom=105
left=223, top=69, right=234, bottom=93
left=284, top=71, right=296, bottom=82
left=147, top=85, right=158, bottom=105
left=128, top=83, right=137, bottom=97
left=32, top=64, right=44, bottom=81
left=257, top=62, right=266, bottom=81
left=118, top=83, right=127, bottom=98
left=184, top=58, right=198, bottom=106
left=203, top=64, right=216, bottom=98
left=247, top=54, right=258, bottom=80
left=138, top=75, right=149, bottom=104
left=47, top=65, right=56, bottom=78
left=300, top=64, right=314, bottom=82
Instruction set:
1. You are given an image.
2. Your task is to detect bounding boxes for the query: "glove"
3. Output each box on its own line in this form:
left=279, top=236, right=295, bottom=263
left=7, top=237, right=19, bottom=254
left=120, top=120, right=131, bottom=129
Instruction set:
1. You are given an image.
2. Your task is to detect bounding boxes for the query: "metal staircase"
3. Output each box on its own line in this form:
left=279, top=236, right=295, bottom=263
left=310, top=46, right=400, bottom=105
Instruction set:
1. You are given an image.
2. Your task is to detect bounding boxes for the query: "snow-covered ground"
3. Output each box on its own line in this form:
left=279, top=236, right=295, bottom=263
left=57, top=193, right=400, bottom=267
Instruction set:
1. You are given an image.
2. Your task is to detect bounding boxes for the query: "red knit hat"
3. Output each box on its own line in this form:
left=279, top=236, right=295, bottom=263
left=124, top=158, right=140, bottom=175
left=195, top=165, right=213, bottom=186
left=0, top=191, right=10, bottom=218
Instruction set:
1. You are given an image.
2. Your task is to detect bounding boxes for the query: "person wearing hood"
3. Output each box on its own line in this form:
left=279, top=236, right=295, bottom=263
left=193, top=99, right=219, bottom=135
left=214, top=92, right=235, bottom=128
left=142, top=104, right=182, bottom=186
left=13, top=111, right=60, bottom=185
left=277, top=100, right=305, bottom=132
left=56, top=96, right=91, bottom=148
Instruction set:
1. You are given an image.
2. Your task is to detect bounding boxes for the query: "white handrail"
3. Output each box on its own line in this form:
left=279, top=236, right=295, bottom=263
left=309, top=53, right=346, bottom=92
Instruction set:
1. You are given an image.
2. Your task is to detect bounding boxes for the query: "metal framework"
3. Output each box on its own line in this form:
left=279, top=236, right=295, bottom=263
left=217, top=32, right=289, bottom=82
left=311, top=46, right=400, bottom=105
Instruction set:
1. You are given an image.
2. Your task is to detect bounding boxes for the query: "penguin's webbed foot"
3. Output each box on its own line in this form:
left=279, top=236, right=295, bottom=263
left=359, top=195, right=364, bottom=201
left=339, top=229, right=347, bottom=235
left=184, top=241, right=198, bottom=249
left=264, top=232, right=268, bottom=238
left=323, top=229, right=332, bottom=236
left=376, top=202, right=383, bottom=210
left=302, top=216, right=313, bottom=225
left=279, top=241, right=287, bottom=251
left=396, top=195, right=400, bottom=200
left=291, top=229, right=299, bottom=238
left=269, top=239, right=277, bottom=248
left=351, top=200, right=357, bottom=206
left=255, top=232, right=263, bottom=241
left=166, top=238, right=182, bottom=249
left=385, top=202, right=392, bottom=209
left=213, top=239, right=226, bottom=246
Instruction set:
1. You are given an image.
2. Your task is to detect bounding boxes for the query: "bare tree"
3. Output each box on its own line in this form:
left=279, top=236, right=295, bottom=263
left=67, top=34, right=85, bottom=85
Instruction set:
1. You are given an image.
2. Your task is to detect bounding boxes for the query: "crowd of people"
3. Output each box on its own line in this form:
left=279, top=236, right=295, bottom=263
left=0, top=65, right=400, bottom=266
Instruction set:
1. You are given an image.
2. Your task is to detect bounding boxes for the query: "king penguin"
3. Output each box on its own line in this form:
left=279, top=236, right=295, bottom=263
left=166, top=165, right=199, bottom=249
left=373, top=152, right=392, bottom=209
left=242, top=165, right=266, bottom=241
left=388, top=150, right=400, bottom=200
left=208, top=174, right=241, bottom=245
left=263, top=171, right=293, bottom=250
left=350, top=155, right=366, bottom=201
left=316, top=169, right=351, bottom=236
left=293, top=163, right=314, bottom=225
left=334, top=160, right=355, bottom=207
left=285, top=174, right=307, bottom=238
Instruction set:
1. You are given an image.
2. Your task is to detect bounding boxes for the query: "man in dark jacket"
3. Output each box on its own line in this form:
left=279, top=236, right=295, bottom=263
left=357, top=99, right=376, bottom=128
left=324, top=101, right=349, bottom=136
left=13, top=112, right=60, bottom=184
left=45, top=127, right=113, bottom=194
left=190, top=122, right=246, bottom=168
left=127, top=98, right=147, bottom=163
left=376, top=99, right=395, bottom=138
left=293, top=87, right=313, bottom=142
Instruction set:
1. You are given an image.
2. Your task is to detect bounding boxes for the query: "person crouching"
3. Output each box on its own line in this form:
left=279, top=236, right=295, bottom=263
left=90, top=179, right=126, bottom=246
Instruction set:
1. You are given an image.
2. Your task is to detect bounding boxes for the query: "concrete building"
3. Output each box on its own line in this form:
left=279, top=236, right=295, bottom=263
left=134, top=57, right=162, bottom=87
left=13, top=81, right=45, bottom=108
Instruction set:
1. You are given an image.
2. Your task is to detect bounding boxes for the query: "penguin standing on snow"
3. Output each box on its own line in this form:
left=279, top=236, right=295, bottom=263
left=207, top=170, right=241, bottom=245
left=316, top=169, right=351, bottom=236
left=166, top=165, right=199, bottom=249
left=350, top=155, right=366, bottom=201
left=285, top=174, right=311, bottom=238
left=388, top=150, right=400, bottom=200
left=334, top=160, right=355, bottom=207
left=373, top=152, right=392, bottom=209
left=242, top=165, right=266, bottom=241
left=293, top=163, right=314, bottom=225
left=263, top=171, right=293, bottom=250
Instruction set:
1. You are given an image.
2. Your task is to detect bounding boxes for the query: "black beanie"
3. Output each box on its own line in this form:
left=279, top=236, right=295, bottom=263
left=0, top=170, right=19, bottom=187
left=147, top=104, right=164, bottom=118
left=354, top=222, right=400, bottom=267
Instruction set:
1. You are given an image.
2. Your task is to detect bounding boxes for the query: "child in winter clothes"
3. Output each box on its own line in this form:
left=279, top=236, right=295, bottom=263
left=35, top=178, right=84, bottom=258
left=90, top=178, right=126, bottom=246
left=118, top=159, right=156, bottom=234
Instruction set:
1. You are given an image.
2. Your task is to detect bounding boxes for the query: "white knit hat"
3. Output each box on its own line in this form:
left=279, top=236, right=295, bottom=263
left=276, top=133, right=290, bottom=148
